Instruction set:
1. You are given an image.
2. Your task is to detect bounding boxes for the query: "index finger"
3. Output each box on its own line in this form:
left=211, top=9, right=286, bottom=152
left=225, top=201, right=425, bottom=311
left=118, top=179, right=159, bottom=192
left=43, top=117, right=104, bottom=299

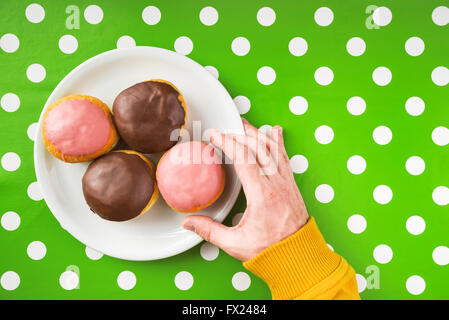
left=209, top=129, right=266, bottom=198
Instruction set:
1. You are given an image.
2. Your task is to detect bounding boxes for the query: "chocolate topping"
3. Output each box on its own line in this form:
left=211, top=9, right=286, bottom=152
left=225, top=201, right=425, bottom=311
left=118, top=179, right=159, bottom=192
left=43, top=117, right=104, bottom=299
left=112, top=81, right=186, bottom=154
left=82, top=152, right=155, bottom=222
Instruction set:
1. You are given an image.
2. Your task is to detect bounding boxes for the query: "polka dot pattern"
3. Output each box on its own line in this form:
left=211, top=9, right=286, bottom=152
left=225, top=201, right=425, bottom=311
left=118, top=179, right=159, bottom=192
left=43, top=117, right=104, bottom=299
left=59, top=35, right=78, bottom=54
left=84, top=5, right=103, bottom=24
left=257, top=66, right=276, bottom=85
left=117, top=271, right=136, bottom=290
left=175, top=271, right=194, bottom=290
left=59, top=270, right=79, bottom=290
left=142, top=6, right=161, bottom=25
left=116, top=36, right=136, bottom=49
left=174, top=36, right=193, bottom=55
left=233, top=96, right=250, bottom=115
left=0, top=1, right=447, bottom=300
left=257, top=7, right=276, bottom=27
left=1, top=211, right=20, bottom=231
left=200, top=242, right=219, bottom=261
left=1, top=271, right=20, bottom=291
left=373, top=244, right=393, bottom=264
left=232, top=272, right=251, bottom=291
left=1, top=93, right=20, bottom=112
left=27, top=63, right=46, bottom=83
left=25, top=4, right=45, bottom=23
left=0, top=33, right=20, bottom=53
left=200, top=7, right=218, bottom=26
left=290, top=155, right=308, bottom=174
left=27, top=241, right=46, bottom=260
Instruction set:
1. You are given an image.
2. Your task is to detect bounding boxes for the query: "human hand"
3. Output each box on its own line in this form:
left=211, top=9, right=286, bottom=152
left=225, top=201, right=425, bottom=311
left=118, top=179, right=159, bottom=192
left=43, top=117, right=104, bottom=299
left=182, top=118, right=309, bottom=261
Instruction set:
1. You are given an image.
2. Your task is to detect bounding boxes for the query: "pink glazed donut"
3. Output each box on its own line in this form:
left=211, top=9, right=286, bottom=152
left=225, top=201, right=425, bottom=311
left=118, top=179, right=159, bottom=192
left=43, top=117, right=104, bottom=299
left=156, top=141, right=225, bottom=213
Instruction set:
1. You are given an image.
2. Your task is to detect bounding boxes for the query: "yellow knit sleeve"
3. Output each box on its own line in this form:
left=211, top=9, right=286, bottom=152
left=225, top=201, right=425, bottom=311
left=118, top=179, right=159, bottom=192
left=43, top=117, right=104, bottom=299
left=243, top=217, right=360, bottom=300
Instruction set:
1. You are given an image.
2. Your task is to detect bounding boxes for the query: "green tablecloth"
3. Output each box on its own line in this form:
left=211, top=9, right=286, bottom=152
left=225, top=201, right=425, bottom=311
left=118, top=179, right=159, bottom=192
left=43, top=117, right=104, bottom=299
left=1, top=0, right=448, bottom=299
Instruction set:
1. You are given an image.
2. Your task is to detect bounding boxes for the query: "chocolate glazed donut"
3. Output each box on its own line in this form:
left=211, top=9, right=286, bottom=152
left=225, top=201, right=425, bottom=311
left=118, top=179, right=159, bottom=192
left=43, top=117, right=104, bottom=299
left=112, top=80, right=187, bottom=154
left=82, top=151, right=156, bottom=222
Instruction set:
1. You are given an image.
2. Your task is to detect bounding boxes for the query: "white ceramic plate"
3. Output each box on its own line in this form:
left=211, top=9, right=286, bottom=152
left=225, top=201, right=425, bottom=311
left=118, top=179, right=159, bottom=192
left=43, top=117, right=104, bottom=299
left=34, top=46, right=243, bottom=261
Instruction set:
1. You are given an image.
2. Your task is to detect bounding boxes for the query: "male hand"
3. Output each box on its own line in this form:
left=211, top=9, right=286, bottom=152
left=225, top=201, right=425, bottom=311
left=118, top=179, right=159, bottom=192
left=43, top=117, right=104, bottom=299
left=183, top=118, right=309, bottom=261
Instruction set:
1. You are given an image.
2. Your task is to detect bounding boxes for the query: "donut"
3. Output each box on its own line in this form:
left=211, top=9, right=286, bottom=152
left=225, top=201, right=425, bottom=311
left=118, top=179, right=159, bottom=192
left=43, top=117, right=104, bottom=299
left=112, top=79, right=187, bottom=154
left=156, top=141, right=225, bottom=213
left=82, top=150, right=159, bottom=222
left=42, top=94, right=118, bottom=163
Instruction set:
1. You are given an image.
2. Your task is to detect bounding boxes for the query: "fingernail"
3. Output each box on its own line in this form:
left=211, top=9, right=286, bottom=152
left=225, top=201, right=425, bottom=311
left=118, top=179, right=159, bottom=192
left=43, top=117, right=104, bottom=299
left=183, top=221, right=195, bottom=232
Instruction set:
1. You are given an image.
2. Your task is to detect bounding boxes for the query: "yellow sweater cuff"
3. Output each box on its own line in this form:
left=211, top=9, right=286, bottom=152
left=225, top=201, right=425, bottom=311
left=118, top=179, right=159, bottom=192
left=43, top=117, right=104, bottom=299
left=243, top=217, right=341, bottom=300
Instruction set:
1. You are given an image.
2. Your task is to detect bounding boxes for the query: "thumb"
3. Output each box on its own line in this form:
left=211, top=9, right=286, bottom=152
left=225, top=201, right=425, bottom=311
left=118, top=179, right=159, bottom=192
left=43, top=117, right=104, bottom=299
left=182, top=215, right=231, bottom=249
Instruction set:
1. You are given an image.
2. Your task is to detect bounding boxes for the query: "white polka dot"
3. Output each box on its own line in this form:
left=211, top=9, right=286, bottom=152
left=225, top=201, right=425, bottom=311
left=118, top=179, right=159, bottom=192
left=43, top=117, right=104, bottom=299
left=1, top=152, right=20, bottom=172
left=233, top=96, right=250, bottom=115
left=0, top=33, right=20, bottom=53
left=258, top=124, right=272, bottom=136
left=232, top=272, right=251, bottom=291
left=431, top=66, right=449, bottom=86
left=84, top=5, right=103, bottom=24
left=327, top=243, right=334, bottom=251
left=142, top=6, right=161, bottom=25
left=356, top=274, right=367, bottom=293
left=372, top=66, right=392, bottom=86
left=231, top=37, right=250, bottom=56
left=199, top=6, right=218, bottom=26
left=27, top=181, right=43, bottom=201
left=432, top=126, right=449, bottom=146
left=432, top=186, right=449, bottom=206
left=232, top=213, right=243, bottom=226
left=405, top=97, right=425, bottom=116
left=288, top=37, right=308, bottom=56
left=315, top=184, right=334, bottom=203
left=85, top=247, right=103, bottom=260
left=27, top=122, right=38, bottom=141
left=116, top=35, right=136, bottom=49
left=406, top=275, right=425, bottom=295
left=58, top=35, right=78, bottom=54
left=347, top=214, right=367, bottom=234
left=405, top=37, right=425, bottom=56
left=25, top=3, right=45, bottom=23
left=27, top=241, right=46, bottom=260
left=432, top=6, right=449, bottom=26
left=1, top=271, right=20, bottom=291
left=290, top=155, right=308, bottom=174
left=1, top=211, right=20, bottom=231
left=204, top=66, right=218, bottom=79
left=346, top=37, right=366, bottom=56
left=314, top=67, right=334, bottom=86
left=373, top=244, right=393, bottom=264
left=27, top=63, right=46, bottom=83
left=314, top=7, right=334, bottom=27
left=405, top=156, right=425, bottom=176
left=347, top=155, right=366, bottom=175
left=257, top=66, right=276, bottom=85
left=373, top=126, right=392, bottom=145
left=175, top=271, right=193, bottom=290
left=117, top=271, right=136, bottom=290
left=347, top=96, right=366, bottom=116
left=406, top=215, right=426, bottom=235
left=289, top=96, right=308, bottom=115
left=315, top=125, right=334, bottom=144
left=373, top=185, right=393, bottom=204
left=1, top=93, right=20, bottom=112
left=59, top=270, right=79, bottom=290
left=432, top=246, right=449, bottom=266
left=174, top=36, right=193, bottom=55
left=257, top=7, right=276, bottom=27
left=373, top=6, right=392, bottom=26
left=200, top=242, right=219, bottom=261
